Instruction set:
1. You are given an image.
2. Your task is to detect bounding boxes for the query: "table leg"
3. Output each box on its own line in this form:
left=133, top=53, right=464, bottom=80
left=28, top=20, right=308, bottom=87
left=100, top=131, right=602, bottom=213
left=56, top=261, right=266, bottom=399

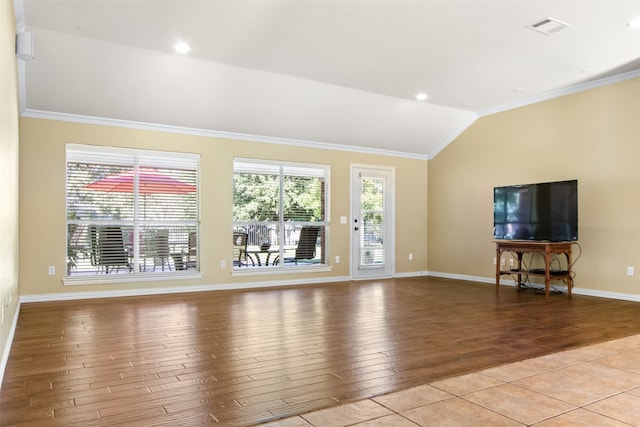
left=544, top=251, right=551, bottom=298
left=495, top=247, right=501, bottom=293
left=516, top=252, right=524, bottom=289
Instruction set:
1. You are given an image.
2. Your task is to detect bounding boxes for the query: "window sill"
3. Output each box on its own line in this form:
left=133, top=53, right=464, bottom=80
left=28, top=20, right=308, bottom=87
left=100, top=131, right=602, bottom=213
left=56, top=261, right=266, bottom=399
left=232, top=265, right=332, bottom=277
left=63, top=271, right=203, bottom=286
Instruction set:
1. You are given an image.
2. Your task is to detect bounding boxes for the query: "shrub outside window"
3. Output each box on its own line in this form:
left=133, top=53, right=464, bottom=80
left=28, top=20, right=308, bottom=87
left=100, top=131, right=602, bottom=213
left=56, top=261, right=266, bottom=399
left=233, top=159, right=329, bottom=270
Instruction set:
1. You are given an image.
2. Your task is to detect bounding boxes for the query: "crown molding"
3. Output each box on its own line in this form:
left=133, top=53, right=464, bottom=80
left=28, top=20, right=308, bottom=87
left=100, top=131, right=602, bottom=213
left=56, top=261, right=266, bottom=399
left=19, top=60, right=640, bottom=163
left=21, top=109, right=431, bottom=161
left=478, top=68, right=640, bottom=117
left=15, top=0, right=639, bottom=164
left=428, top=113, right=479, bottom=160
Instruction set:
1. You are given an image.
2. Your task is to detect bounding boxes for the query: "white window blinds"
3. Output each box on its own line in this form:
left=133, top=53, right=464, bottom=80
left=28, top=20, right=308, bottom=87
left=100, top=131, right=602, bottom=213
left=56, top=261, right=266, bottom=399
left=233, top=158, right=329, bottom=270
left=66, top=144, right=199, bottom=277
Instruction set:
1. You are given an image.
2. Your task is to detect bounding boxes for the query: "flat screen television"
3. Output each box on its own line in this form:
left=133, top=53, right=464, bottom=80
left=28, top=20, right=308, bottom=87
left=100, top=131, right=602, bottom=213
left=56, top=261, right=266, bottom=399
left=493, top=179, right=578, bottom=242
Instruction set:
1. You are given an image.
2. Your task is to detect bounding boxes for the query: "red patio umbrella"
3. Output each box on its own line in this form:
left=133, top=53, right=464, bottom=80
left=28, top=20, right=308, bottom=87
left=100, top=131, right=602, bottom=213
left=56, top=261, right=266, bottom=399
left=85, top=167, right=196, bottom=195
left=85, top=168, right=197, bottom=271
left=86, top=167, right=197, bottom=221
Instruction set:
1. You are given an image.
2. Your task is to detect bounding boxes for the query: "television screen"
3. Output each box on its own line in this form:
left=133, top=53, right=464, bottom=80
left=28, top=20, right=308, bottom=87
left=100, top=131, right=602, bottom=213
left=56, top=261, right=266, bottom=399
left=493, top=179, right=578, bottom=242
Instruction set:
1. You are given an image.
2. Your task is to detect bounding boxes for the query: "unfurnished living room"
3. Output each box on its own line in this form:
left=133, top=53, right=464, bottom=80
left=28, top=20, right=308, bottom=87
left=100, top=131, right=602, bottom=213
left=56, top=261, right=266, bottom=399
left=2, top=1, right=640, bottom=426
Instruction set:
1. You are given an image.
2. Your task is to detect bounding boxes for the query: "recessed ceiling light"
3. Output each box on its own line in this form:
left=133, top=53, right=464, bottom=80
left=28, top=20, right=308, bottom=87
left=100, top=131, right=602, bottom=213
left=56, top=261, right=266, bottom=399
left=174, top=42, right=191, bottom=54
left=628, top=16, right=640, bottom=29
left=415, top=92, right=428, bottom=101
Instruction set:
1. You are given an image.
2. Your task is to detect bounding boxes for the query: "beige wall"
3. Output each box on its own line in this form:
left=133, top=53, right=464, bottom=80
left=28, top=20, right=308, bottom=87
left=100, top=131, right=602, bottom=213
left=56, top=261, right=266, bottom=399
left=18, top=118, right=429, bottom=296
left=0, top=0, right=21, bottom=379
left=429, top=77, right=640, bottom=296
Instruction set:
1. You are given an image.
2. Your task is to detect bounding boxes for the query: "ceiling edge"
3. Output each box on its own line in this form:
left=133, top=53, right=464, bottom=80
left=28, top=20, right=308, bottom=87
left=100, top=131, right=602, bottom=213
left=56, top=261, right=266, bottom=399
left=21, top=109, right=431, bottom=161
left=478, top=68, right=640, bottom=117
left=428, top=113, right=479, bottom=160
left=428, top=69, right=640, bottom=160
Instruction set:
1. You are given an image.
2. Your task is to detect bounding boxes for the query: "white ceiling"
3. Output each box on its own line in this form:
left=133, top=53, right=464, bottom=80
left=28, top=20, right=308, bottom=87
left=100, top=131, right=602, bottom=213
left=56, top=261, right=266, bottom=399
left=16, top=0, right=640, bottom=158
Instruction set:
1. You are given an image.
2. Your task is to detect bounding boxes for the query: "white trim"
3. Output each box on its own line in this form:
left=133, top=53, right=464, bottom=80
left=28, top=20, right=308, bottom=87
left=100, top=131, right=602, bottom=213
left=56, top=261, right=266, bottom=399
left=426, top=270, right=640, bottom=302
left=20, top=271, right=640, bottom=304
left=232, top=266, right=332, bottom=277
left=478, top=69, right=640, bottom=117
left=63, top=272, right=203, bottom=286
left=393, top=270, right=428, bottom=278
left=427, top=69, right=640, bottom=159
left=428, top=113, right=479, bottom=160
left=0, top=301, right=21, bottom=391
left=350, top=274, right=394, bottom=281
left=572, top=287, right=640, bottom=303
left=426, top=270, right=497, bottom=284
left=20, top=275, right=351, bottom=304
left=22, top=109, right=430, bottom=161
left=349, top=164, right=396, bottom=280
left=234, top=158, right=329, bottom=177
left=18, top=68, right=640, bottom=163
left=67, top=143, right=200, bottom=165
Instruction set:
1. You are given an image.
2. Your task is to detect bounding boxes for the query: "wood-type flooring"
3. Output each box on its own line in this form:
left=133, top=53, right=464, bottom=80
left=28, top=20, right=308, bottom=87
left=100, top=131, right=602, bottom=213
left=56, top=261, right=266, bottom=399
left=1, top=277, right=640, bottom=425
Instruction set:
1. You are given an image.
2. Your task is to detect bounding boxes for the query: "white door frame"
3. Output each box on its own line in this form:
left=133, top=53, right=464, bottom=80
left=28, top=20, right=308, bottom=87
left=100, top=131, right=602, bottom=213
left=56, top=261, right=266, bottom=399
left=350, top=164, right=395, bottom=279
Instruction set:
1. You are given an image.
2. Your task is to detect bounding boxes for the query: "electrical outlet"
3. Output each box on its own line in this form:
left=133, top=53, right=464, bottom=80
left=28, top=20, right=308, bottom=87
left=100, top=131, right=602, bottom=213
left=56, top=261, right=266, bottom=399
left=220, top=260, right=226, bottom=269
left=408, top=253, right=413, bottom=261
left=493, top=257, right=497, bottom=265
left=48, top=266, right=55, bottom=276
left=500, top=258, right=506, bottom=267
left=509, top=258, right=514, bottom=267
left=335, top=255, right=340, bottom=264
left=627, top=266, right=634, bottom=276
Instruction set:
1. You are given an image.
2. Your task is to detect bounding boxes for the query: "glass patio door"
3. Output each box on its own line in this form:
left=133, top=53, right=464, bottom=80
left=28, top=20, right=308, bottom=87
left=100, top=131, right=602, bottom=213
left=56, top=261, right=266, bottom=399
left=351, top=166, right=394, bottom=279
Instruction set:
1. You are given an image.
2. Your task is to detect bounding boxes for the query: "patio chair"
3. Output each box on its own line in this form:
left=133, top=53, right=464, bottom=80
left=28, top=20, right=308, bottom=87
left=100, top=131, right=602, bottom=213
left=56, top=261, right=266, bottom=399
left=233, top=231, right=251, bottom=267
left=90, top=225, right=130, bottom=273
left=185, top=232, right=197, bottom=269
left=140, top=229, right=171, bottom=271
left=281, top=226, right=320, bottom=265
left=153, top=229, right=171, bottom=271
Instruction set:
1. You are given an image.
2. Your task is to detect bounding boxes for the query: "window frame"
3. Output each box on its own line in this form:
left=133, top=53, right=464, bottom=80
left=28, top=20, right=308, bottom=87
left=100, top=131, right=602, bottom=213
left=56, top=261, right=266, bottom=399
left=232, top=158, right=331, bottom=274
left=64, top=144, right=201, bottom=285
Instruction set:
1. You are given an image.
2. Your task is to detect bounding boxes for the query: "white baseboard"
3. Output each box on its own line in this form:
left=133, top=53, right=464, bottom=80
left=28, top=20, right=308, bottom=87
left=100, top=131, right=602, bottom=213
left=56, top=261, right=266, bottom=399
left=21, top=271, right=640, bottom=304
left=393, top=271, right=428, bottom=278
left=425, top=271, right=496, bottom=284
left=0, top=300, right=21, bottom=391
left=426, top=270, right=640, bottom=302
left=19, top=275, right=352, bottom=303
left=571, top=287, right=640, bottom=302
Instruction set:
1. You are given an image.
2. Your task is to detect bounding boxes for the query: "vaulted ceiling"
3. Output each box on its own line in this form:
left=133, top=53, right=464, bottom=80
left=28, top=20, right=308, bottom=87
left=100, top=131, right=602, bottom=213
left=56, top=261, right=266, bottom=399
left=16, top=0, right=640, bottom=158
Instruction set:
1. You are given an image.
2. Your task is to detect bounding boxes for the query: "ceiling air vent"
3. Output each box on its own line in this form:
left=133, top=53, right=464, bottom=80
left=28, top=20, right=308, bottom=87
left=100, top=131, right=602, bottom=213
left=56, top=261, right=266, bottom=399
left=526, top=17, right=571, bottom=35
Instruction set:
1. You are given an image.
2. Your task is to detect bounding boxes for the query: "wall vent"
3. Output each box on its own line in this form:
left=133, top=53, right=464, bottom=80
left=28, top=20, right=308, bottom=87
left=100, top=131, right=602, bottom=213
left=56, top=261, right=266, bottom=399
left=526, top=17, right=571, bottom=35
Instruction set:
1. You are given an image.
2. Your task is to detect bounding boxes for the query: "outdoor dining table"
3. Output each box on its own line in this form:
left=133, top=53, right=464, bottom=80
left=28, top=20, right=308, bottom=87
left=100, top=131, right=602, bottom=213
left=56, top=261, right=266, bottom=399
left=245, top=248, right=280, bottom=266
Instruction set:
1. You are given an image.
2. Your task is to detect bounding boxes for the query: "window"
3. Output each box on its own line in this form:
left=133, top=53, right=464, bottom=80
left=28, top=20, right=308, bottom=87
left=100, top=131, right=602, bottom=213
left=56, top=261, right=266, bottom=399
left=66, top=144, right=199, bottom=280
left=233, top=159, right=329, bottom=270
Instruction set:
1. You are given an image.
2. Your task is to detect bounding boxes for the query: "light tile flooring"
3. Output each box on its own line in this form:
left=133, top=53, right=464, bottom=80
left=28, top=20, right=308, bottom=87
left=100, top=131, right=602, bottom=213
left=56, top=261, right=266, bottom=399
left=264, top=334, right=640, bottom=426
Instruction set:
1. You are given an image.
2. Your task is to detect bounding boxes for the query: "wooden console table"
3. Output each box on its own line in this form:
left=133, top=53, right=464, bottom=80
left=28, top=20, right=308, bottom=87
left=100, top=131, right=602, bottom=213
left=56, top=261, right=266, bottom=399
left=495, top=241, right=574, bottom=298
